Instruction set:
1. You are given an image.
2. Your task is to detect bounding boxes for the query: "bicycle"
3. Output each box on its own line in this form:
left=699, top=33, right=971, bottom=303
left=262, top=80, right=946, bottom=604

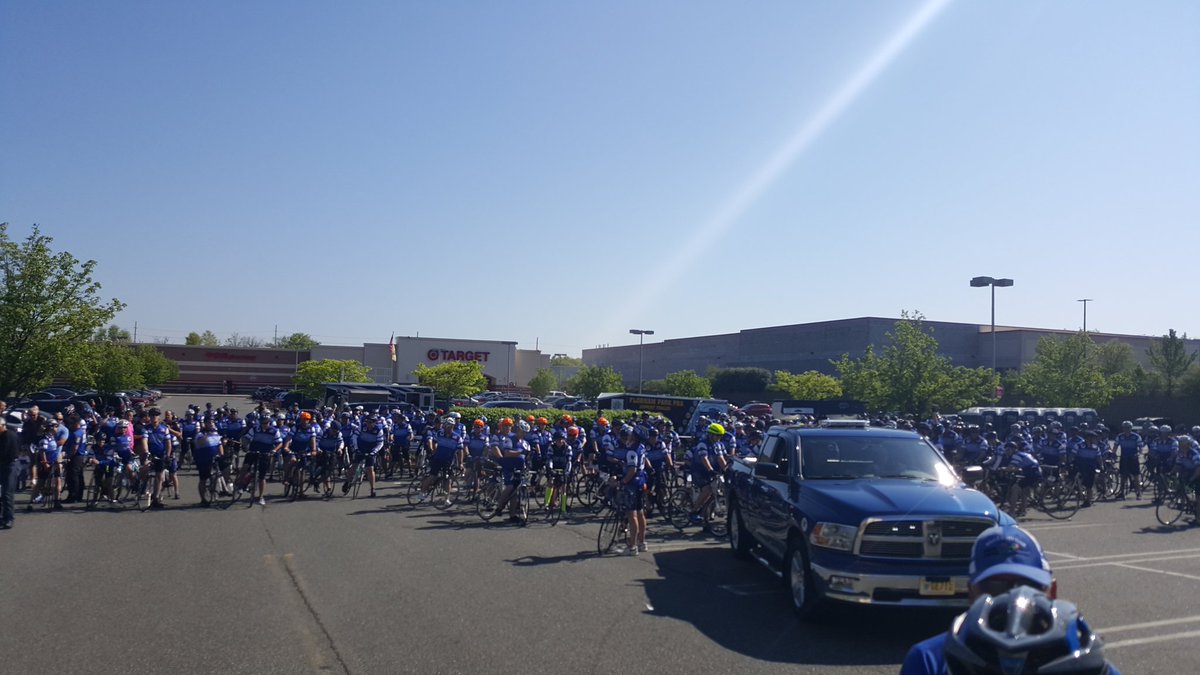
left=541, top=465, right=571, bottom=526
left=342, top=455, right=370, bottom=499
left=475, top=466, right=504, bottom=521
left=668, top=474, right=728, bottom=536
left=597, top=489, right=632, bottom=555
left=1155, top=475, right=1199, bottom=526
left=407, top=463, right=463, bottom=510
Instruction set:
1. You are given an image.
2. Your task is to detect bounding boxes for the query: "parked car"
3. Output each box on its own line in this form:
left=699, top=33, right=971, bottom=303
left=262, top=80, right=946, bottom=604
left=727, top=420, right=1001, bottom=619
left=737, top=402, right=773, bottom=418
left=480, top=400, right=541, bottom=410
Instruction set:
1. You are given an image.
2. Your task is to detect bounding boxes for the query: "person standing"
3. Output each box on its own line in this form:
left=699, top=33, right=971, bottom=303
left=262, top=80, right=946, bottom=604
left=0, top=414, right=20, bottom=528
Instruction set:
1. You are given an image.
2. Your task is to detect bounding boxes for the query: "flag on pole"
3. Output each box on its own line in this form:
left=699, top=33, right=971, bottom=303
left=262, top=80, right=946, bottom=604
left=389, top=333, right=396, bottom=362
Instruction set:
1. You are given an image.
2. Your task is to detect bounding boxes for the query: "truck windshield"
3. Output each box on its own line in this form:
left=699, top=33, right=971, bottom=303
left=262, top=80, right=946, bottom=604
left=800, top=436, right=956, bottom=486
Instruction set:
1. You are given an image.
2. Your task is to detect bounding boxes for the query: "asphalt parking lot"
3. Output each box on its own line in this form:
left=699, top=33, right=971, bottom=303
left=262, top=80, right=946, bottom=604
left=1, top=396, right=1196, bottom=673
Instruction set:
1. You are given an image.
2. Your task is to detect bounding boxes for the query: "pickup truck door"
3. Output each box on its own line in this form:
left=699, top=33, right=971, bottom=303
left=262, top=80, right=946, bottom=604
left=756, top=435, right=796, bottom=561
left=738, top=436, right=778, bottom=538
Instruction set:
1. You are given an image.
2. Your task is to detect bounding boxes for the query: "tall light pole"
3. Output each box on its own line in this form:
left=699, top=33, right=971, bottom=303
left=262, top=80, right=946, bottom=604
left=1077, top=298, right=1093, bottom=332
left=629, top=329, right=655, bottom=393
left=970, top=276, right=1014, bottom=373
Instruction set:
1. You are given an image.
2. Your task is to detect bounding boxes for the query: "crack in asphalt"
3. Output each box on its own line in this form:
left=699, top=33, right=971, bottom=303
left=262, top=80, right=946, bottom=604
left=260, top=514, right=352, bottom=675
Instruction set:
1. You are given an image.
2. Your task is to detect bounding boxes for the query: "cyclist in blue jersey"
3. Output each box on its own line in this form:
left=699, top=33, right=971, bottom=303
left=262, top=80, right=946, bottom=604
left=286, top=412, right=318, bottom=498
left=620, top=428, right=648, bottom=555
left=1074, top=430, right=1103, bottom=506
left=414, top=416, right=459, bottom=503
left=490, top=419, right=528, bottom=523
left=1174, top=436, right=1200, bottom=514
left=644, top=427, right=673, bottom=516
left=179, top=410, right=199, bottom=466
left=463, top=419, right=490, bottom=493
left=315, top=423, right=343, bottom=498
left=687, top=423, right=726, bottom=524
left=63, top=415, right=89, bottom=504
left=1147, top=425, right=1178, bottom=480
left=140, top=409, right=173, bottom=509
left=192, top=417, right=224, bottom=506
left=347, top=415, right=386, bottom=498
left=545, top=430, right=573, bottom=513
left=389, top=413, right=413, bottom=478
left=241, top=415, right=282, bottom=506
left=1113, top=420, right=1143, bottom=498
left=28, top=423, right=62, bottom=510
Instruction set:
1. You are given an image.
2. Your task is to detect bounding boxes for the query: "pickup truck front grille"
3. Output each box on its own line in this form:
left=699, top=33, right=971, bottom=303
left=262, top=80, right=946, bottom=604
left=856, top=518, right=993, bottom=560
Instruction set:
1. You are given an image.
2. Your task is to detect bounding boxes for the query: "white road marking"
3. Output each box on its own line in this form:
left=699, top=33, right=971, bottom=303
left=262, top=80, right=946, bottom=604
left=1044, top=551, right=1082, bottom=559
left=1022, top=523, right=1108, bottom=531
left=1099, top=614, right=1200, bottom=634
left=1115, top=563, right=1200, bottom=583
left=1105, top=629, right=1200, bottom=650
left=1055, top=552, right=1200, bottom=571
left=1049, top=546, right=1200, bottom=565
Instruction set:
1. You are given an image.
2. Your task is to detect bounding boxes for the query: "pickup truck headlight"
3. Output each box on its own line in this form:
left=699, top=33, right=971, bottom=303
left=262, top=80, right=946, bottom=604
left=810, top=522, right=856, bottom=552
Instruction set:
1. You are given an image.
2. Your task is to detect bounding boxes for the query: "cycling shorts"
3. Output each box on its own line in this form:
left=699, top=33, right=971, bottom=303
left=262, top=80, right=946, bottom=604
left=354, top=452, right=378, bottom=469
left=428, top=457, right=452, bottom=475
left=244, top=452, right=271, bottom=479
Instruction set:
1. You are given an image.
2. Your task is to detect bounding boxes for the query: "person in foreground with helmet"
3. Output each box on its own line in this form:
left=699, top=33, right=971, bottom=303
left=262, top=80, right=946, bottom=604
left=900, top=524, right=1120, bottom=675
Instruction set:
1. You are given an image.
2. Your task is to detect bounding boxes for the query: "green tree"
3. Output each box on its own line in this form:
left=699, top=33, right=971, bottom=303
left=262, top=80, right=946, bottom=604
left=527, top=368, right=559, bottom=398
left=225, top=333, right=265, bottom=348
left=95, top=325, right=131, bottom=343
left=565, top=365, right=624, bottom=398
left=275, top=332, right=320, bottom=350
left=0, top=224, right=124, bottom=396
left=1146, top=329, right=1196, bottom=397
left=832, top=312, right=998, bottom=414
left=662, top=370, right=713, bottom=397
left=88, top=343, right=145, bottom=394
left=1092, top=341, right=1135, bottom=378
left=1013, top=332, right=1129, bottom=407
left=770, top=370, right=842, bottom=400
left=708, top=367, right=771, bottom=400
left=414, top=361, right=488, bottom=399
left=186, top=330, right=220, bottom=346
left=294, top=359, right=372, bottom=399
left=549, top=355, right=584, bottom=367
left=135, top=345, right=179, bottom=386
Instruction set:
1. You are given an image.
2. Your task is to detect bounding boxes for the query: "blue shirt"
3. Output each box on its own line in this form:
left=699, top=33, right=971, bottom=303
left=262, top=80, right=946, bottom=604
left=145, top=423, right=171, bottom=458
left=290, top=426, right=318, bottom=453
left=430, top=429, right=463, bottom=463
left=65, top=427, right=88, bottom=458
left=465, top=431, right=490, bottom=459
left=355, top=425, right=386, bottom=454
left=193, top=431, right=223, bottom=462
left=246, top=427, right=283, bottom=454
left=1114, top=432, right=1142, bottom=458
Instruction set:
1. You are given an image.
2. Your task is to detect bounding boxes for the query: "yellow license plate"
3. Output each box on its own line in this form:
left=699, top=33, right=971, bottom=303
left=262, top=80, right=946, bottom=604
left=919, top=578, right=955, bottom=596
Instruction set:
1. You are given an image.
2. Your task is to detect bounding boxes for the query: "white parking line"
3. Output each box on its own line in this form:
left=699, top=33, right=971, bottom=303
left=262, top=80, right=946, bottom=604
left=1115, top=563, right=1200, bottom=583
left=1106, top=629, right=1200, bottom=650
left=1055, top=552, right=1200, bottom=571
left=1044, top=551, right=1082, bottom=560
left=1022, top=523, right=1109, bottom=531
left=1050, top=546, right=1200, bottom=565
left=1099, top=614, right=1200, bottom=634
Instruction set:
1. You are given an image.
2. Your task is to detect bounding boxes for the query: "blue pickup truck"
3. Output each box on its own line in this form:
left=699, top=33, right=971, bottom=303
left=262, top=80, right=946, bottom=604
left=727, top=422, right=1004, bottom=619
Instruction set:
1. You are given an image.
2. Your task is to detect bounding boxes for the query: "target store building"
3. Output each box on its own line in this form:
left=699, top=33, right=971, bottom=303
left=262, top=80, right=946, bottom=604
left=312, top=335, right=548, bottom=391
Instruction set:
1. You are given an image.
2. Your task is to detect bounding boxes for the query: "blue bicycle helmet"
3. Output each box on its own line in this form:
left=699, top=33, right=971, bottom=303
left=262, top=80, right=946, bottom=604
left=944, top=587, right=1113, bottom=674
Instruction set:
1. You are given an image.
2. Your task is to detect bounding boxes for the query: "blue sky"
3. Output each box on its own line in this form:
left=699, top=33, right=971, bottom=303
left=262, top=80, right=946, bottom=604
left=3, top=1, right=1197, bottom=355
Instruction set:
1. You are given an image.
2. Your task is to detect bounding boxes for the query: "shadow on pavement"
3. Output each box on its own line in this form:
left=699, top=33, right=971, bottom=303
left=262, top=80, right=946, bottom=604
left=506, top=551, right=593, bottom=566
left=640, top=546, right=953, bottom=667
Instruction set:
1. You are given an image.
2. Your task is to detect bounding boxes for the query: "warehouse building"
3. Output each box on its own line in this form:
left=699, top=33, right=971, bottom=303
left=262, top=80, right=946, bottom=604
left=582, top=317, right=1198, bottom=388
left=313, top=335, right=549, bottom=391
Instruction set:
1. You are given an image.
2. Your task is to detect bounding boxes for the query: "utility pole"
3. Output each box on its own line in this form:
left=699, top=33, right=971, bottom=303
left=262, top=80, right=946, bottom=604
left=133, top=321, right=138, bottom=343
left=1077, top=299, right=1093, bottom=332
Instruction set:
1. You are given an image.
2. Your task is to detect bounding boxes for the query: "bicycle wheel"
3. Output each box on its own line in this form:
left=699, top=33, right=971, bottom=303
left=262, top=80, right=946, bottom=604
left=289, top=466, right=307, bottom=501
left=597, top=509, right=623, bottom=555
left=1039, top=481, right=1081, bottom=520
left=1151, top=474, right=1167, bottom=505
left=1156, top=487, right=1189, bottom=526
left=706, top=491, right=729, bottom=537
left=476, top=481, right=501, bottom=520
left=406, top=478, right=429, bottom=507
left=544, top=486, right=563, bottom=526
left=576, top=474, right=602, bottom=509
left=350, top=465, right=364, bottom=500
left=433, top=473, right=457, bottom=510
left=225, top=472, right=250, bottom=509
left=668, top=488, right=694, bottom=530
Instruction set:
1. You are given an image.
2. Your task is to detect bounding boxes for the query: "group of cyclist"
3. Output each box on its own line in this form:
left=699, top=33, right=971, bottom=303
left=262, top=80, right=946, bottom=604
left=898, top=416, right=1200, bottom=518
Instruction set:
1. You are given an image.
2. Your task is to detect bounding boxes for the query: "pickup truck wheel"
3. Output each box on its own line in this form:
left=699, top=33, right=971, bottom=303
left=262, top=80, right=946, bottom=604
left=785, top=540, right=822, bottom=620
left=729, top=501, right=754, bottom=559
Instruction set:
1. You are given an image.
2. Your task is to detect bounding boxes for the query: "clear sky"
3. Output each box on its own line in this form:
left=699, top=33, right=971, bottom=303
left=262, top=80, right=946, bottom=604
left=3, top=1, right=1197, bottom=355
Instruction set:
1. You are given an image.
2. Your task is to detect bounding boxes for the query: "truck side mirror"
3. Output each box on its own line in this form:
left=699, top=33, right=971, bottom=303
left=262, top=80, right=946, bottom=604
left=756, top=462, right=786, bottom=479
left=961, top=465, right=984, bottom=484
